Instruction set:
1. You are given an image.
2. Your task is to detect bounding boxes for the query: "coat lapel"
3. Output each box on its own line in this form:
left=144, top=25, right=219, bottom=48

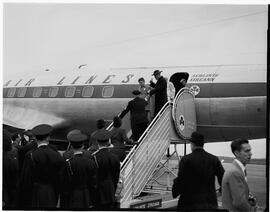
left=232, top=160, right=249, bottom=193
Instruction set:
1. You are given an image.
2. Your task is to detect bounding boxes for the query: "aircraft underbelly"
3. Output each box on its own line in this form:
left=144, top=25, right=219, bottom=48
left=195, top=96, right=266, bottom=141
left=3, top=96, right=266, bottom=142
left=3, top=98, right=130, bottom=131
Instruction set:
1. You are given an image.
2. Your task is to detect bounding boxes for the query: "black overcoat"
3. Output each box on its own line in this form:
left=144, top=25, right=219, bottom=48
left=150, top=76, right=167, bottom=115
left=19, top=145, right=64, bottom=209
left=92, top=148, right=120, bottom=208
left=3, top=151, right=19, bottom=208
left=172, top=148, right=224, bottom=210
left=60, top=153, right=97, bottom=209
left=120, top=97, right=148, bottom=127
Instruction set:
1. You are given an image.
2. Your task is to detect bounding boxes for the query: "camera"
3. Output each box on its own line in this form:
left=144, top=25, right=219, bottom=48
left=248, top=193, right=257, bottom=207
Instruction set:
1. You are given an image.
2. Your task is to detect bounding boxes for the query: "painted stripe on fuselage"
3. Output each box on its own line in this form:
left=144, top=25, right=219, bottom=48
left=3, top=82, right=266, bottom=99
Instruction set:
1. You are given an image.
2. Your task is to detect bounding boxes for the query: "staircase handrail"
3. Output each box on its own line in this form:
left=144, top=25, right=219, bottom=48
left=121, top=101, right=171, bottom=170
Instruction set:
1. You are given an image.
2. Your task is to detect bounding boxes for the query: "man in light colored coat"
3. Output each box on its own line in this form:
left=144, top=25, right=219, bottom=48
left=222, top=138, right=257, bottom=212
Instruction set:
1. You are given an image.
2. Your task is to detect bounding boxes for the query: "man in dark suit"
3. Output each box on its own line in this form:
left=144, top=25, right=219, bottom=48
left=172, top=132, right=225, bottom=210
left=149, top=70, right=167, bottom=116
left=222, top=138, right=257, bottom=212
left=120, top=90, right=148, bottom=141
left=92, top=129, right=120, bottom=209
left=19, top=124, right=65, bottom=209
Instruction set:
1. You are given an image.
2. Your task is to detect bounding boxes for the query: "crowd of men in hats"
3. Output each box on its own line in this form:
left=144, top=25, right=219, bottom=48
left=2, top=69, right=169, bottom=210
left=4, top=125, right=258, bottom=211
left=3, top=69, right=259, bottom=211
left=3, top=123, right=122, bottom=210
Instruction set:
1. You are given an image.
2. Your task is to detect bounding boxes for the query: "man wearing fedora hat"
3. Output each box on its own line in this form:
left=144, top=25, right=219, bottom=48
left=172, top=131, right=224, bottom=210
left=149, top=70, right=167, bottom=116
left=120, top=90, right=148, bottom=141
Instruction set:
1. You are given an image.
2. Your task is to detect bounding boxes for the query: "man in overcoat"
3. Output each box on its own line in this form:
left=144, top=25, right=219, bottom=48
left=60, top=133, right=97, bottom=209
left=120, top=90, right=148, bottom=141
left=19, top=124, right=64, bottom=209
left=92, top=129, right=120, bottom=209
left=172, top=132, right=224, bottom=210
left=149, top=70, right=167, bottom=116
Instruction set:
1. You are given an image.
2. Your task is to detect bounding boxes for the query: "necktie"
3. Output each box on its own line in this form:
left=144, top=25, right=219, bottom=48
left=244, top=169, right=247, bottom=181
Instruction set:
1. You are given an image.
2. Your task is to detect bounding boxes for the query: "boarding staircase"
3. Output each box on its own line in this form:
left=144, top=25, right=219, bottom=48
left=106, top=88, right=197, bottom=208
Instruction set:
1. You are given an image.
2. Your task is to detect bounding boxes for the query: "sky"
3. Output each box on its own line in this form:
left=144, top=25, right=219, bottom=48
left=2, top=3, right=268, bottom=158
left=3, top=3, right=268, bottom=79
left=174, top=139, right=266, bottom=159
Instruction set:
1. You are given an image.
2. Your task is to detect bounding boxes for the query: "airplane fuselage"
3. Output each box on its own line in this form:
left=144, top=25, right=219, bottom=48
left=3, top=64, right=266, bottom=142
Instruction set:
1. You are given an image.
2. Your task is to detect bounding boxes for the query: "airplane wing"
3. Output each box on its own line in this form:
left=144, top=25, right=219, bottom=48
left=3, top=100, right=66, bottom=130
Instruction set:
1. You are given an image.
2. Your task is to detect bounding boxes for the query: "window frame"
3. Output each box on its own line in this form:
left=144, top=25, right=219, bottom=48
left=102, top=86, right=114, bottom=98
left=82, top=86, right=94, bottom=98
left=17, top=87, right=27, bottom=98
left=65, top=86, right=76, bottom=98
left=7, top=88, right=16, bottom=98
left=33, top=87, right=43, bottom=98
left=48, top=86, right=59, bottom=98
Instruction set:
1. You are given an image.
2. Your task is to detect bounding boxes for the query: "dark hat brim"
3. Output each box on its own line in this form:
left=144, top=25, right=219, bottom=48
left=32, top=124, right=53, bottom=136
left=69, top=133, right=88, bottom=143
left=132, top=90, right=141, bottom=95
left=95, top=129, right=112, bottom=142
left=152, top=70, right=162, bottom=76
left=67, top=129, right=82, bottom=140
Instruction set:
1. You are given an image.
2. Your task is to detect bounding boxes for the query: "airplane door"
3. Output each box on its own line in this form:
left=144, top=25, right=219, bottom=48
left=172, top=88, right=197, bottom=139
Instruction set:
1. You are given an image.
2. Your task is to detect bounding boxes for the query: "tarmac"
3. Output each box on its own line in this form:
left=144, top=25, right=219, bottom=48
left=136, top=158, right=267, bottom=210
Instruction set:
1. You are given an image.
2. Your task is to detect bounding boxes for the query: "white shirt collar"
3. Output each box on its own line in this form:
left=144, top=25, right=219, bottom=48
left=73, top=151, right=83, bottom=155
left=98, top=146, right=109, bottom=150
left=37, top=142, right=49, bottom=148
left=98, top=142, right=113, bottom=150
left=234, top=159, right=247, bottom=180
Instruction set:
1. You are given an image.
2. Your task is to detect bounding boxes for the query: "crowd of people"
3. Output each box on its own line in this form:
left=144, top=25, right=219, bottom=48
left=3, top=122, right=127, bottom=210
left=121, top=69, right=187, bottom=141
left=4, top=125, right=259, bottom=211
left=2, top=69, right=173, bottom=210
left=3, top=69, right=260, bottom=211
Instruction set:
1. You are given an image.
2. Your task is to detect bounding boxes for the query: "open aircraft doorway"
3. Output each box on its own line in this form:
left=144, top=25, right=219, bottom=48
left=169, top=72, right=189, bottom=96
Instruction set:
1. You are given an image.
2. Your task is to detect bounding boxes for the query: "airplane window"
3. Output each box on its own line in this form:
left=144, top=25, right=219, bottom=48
left=49, top=87, right=59, bottom=97
left=7, top=88, right=16, bottom=97
left=82, top=86, right=94, bottom=97
left=17, top=87, right=27, bottom=97
left=65, top=86, right=76, bottom=97
left=33, top=87, right=42, bottom=97
left=102, top=86, right=114, bottom=98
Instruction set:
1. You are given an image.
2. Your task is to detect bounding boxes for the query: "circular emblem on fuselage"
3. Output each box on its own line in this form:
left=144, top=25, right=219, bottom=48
left=190, top=85, right=200, bottom=96
left=179, top=115, right=185, bottom=131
